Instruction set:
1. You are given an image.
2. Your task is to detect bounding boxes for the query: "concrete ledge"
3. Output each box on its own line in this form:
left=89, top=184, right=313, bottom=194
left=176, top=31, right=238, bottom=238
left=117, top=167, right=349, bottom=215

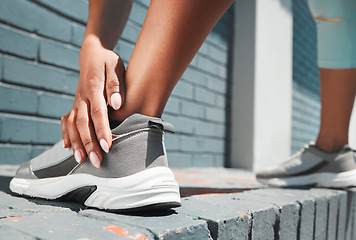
left=1, top=166, right=356, bottom=239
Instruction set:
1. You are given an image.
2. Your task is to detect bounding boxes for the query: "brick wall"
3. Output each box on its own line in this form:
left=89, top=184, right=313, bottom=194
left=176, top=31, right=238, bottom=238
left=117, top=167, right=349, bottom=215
left=0, top=0, right=234, bottom=167
left=291, top=0, right=321, bottom=153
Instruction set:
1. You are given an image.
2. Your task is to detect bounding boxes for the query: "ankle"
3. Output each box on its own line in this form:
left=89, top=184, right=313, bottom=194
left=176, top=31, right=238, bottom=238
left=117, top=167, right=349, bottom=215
left=315, top=139, right=347, bottom=153
left=109, top=105, right=163, bottom=122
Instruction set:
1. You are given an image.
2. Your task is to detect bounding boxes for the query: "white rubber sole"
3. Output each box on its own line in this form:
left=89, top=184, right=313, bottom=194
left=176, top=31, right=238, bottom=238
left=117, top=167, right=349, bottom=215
left=258, top=168, right=356, bottom=188
left=10, top=166, right=181, bottom=210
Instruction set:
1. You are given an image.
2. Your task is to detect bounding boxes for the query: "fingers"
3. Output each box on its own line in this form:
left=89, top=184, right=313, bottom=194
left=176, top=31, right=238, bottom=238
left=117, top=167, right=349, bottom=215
left=90, top=93, right=112, bottom=154
left=61, top=113, right=70, bottom=148
left=76, top=101, right=103, bottom=168
left=66, top=109, right=85, bottom=164
left=106, top=57, right=125, bottom=110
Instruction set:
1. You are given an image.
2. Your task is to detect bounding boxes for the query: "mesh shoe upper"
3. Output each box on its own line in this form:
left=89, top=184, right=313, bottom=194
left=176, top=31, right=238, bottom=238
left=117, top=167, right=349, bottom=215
left=256, top=142, right=356, bottom=179
left=14, top=114, right=174, bottom=180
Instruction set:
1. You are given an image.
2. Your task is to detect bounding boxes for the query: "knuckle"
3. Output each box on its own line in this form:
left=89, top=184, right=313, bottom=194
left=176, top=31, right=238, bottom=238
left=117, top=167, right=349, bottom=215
left=83, top=139, right=93, bottom=149
left=67, top=115, right=75, bottom=125
left=106, top=79, right=120, bottom=90
left=70, top=138, right=81, bottom=146
left=91, top=107, right=106, bottom=119
left=87, top=77, right=104, bottom=89
left=76, top=116, right=89, bottom=127
left=95, top=126, right=105, bottom=137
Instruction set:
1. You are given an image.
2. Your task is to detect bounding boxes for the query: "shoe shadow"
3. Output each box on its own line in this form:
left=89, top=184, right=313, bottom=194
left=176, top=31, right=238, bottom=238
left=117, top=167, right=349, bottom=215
left=0, top=176, right=13, bottom=194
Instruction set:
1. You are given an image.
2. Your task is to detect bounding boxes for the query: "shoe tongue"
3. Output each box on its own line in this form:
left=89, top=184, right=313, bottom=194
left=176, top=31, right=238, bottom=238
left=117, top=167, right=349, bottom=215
left=109, top=118, right=122, bottom=130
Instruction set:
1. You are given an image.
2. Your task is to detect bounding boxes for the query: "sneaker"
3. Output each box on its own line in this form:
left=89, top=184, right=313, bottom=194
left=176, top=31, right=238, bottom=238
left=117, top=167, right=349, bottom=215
left=10, top=114, right=181, bottom=211
left=256, top=142, right=356, bottom=188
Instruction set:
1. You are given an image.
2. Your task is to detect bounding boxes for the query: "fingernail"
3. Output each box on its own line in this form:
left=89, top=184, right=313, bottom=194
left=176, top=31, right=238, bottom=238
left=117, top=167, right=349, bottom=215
left=90, top=152, right=101, bottom=168
left=100, top=139, right=109, bottom=153
left=74, top=150, right=82, bottom=163
left=111, top=93, right=122, bottom=110
left=62, top=140, right=66, bottom=148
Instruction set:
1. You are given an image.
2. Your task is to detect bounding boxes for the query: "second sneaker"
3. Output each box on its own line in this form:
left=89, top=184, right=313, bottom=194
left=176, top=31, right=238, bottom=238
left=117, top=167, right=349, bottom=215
left=256, top=142, right=356, bottom=188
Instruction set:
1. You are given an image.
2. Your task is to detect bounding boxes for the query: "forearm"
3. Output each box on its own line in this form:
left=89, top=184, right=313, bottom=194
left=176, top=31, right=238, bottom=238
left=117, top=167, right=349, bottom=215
left=84, top=0, right=133, bottom=49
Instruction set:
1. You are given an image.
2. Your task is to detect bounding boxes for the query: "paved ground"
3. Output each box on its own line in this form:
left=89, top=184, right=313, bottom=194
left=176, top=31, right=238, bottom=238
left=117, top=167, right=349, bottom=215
left=1, top=165, right=356, bottom=239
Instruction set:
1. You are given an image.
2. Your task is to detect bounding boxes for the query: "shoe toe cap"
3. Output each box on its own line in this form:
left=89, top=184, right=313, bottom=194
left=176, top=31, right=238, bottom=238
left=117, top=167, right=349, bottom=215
left=15, top=161, right=37, bottom=179
left=256, top=167, right=286, bottom=179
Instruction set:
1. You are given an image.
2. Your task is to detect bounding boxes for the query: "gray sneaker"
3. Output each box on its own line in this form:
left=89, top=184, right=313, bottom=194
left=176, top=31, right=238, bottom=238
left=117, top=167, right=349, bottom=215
left=10, top=114, right=181, bottom=211
left=256, top=142, right=356, bottom=188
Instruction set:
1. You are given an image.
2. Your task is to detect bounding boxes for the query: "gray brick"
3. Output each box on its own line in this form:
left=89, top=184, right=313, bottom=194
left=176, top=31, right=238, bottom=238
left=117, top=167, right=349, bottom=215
left=71, top=23, right=85, bottom=47
left=0, top=25, right=38, bottom=59
left=162, top=114, right=194, bottom=134
left=0, top=54, right=3, bottom=78
left=307, top=189, right=335, bottom=240
left=279, top=203, right=300, bottom=240
left=194, top=121, right=225, bottom=138
left=167, top=152, right=193, bottom=167
left=172, top=81, right=193, bottom=99
left=209, top=44, right=228, bottom=65
left=244, top=189, right=323, bottom=240
left=337, top=192, right=347, bottom=240
left=0, top=0, right=71, bottom=42
left=35, top=0, right=88, bottom=23
left=0, top=84, right=38, bottom=114
left=180, top=136, right=205, bottom=153
left=3, top=57, right=78, bottom=95
left=206, top=77, right=227, bottom=94
left=299, top=199, right=315, bottom=240
left=129, top=2, right=147, bottom=26
left=0, top=144, right=32, bottom=164
left=115, top=41, right=134, bottom=62
left=121, top=22, right=140, bottom=43
left=164, top=97, right=180, bottom=115
left=327, top=195, right=338, bottom=240
left=181, top=101, right=205, bottom=119
left=182, top=67, right=207, bottom=87
left=192, top=154, right=215, bottom=167
left=190, top=55, right=199, bottom=68
left=198, top=42, right=210, bottom=55
left=214, top=156, right=224, bottom=166
left=79, top=209, right=212, bottom=239
left=179, top=136, right=224, bottom=154
left=164, top=134, right=180, bottom=151
left=314, top=198, right=329, bottom=240
left=0, top=203, right=156, bottom=240
left=216, top=63, right=228, bottom=79
left=38, top=93, right=73, bottom=119
left=39, top=40, right=80, bottom=70
left=216, top=95, right=226, bottom=108
left=206, top=31, right=228, bottom=51
left=206, top=107, right=225, bottom=123
left=177, top=194, right=260, bottom=240
left=346, top=188, right=356, bottom=240
left=0, top=113, right=61, bottom=144
left=197, top=55, right=217, bottom=76
left=194, top=88, right=216, bottom=105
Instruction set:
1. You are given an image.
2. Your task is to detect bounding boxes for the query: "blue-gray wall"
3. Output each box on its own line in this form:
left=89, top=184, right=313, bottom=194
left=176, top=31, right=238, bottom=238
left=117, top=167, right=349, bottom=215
left=0, top=0, right=233, bottom=167
left=291, top=0, right=321, bottom=153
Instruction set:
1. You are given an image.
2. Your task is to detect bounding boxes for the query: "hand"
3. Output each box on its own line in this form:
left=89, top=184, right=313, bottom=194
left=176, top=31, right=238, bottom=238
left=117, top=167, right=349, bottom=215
left=61, top=36, right=125, bottom=168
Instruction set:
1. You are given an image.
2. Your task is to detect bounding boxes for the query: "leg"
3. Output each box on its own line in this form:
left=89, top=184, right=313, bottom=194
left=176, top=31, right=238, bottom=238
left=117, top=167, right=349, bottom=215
left=315, top=69, right=356, bottom=152
left=111, top=0, right=233, bottom=121
left=256, top=0, right=356, bottom=187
